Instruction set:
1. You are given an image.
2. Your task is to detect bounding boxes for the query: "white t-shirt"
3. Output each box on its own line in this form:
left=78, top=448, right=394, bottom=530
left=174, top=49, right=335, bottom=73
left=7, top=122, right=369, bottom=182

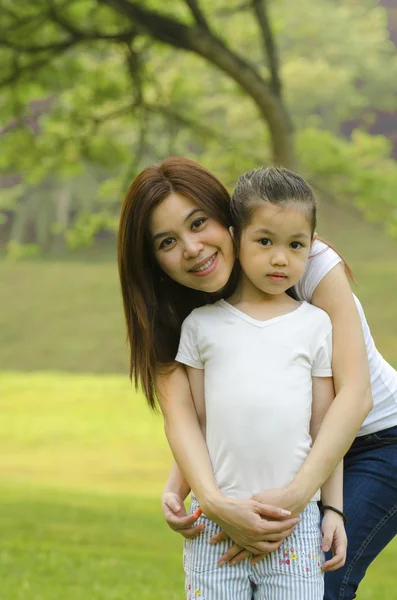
left=176, top=300, right=332, bottom=499
left=294, top=239, right=397, bottom=436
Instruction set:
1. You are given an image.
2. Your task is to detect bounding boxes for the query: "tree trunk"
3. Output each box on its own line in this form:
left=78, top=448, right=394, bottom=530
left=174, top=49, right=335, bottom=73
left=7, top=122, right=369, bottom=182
left=102, top=0, right=296, bottom=168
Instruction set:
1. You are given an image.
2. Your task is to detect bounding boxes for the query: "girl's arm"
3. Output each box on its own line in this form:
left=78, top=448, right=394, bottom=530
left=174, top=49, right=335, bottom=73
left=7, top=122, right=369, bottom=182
left=285, top=263, right=372, bottom=511
left=157, top=364, right=300, bottom=552
left=310, top=377, right=346, bottom=572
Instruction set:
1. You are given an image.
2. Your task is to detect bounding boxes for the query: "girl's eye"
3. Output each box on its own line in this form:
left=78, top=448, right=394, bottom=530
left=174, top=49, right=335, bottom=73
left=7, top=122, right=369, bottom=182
left=290, top=241, right=303, bottom=250
left=259, top=238, right=272, bottom=246
left=159, top=237, right=176, bottom=250
left=191, top=217, right=207, bottom=231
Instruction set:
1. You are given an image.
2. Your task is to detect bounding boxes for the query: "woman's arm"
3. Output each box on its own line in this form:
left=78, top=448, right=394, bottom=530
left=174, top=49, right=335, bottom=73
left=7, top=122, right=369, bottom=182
left=285, top=263, right=373, bottom=510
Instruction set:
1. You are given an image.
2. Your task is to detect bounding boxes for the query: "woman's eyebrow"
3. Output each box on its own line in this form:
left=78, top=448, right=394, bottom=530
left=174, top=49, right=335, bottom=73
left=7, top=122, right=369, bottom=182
left=152, top=209, right=204, bottom=243
left=183, top=208, right=204, bottom=223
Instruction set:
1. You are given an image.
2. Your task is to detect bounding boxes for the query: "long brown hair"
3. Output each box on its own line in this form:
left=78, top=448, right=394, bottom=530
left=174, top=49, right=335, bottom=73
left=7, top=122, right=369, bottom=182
left=118, top=157, right=236, bottom=409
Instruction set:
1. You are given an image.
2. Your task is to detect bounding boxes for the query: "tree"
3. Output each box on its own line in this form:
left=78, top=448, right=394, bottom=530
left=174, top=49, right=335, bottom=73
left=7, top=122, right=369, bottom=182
left=1, top=0, right=397, bottom=252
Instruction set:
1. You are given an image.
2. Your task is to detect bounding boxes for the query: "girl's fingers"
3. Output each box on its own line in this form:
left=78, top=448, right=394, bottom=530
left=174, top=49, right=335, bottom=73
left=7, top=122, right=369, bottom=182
left=322, top=555, right=344, bottom=571
left=209, top=530, right=228, bottom=545
left=247, top=540, right=282, bottom=554
left=179, top=524, right=206, bottom=538
left=166, top=512, right=201, bottom=528
left=218, top=543, right=242, bottom=567
left=230, top=549, right=251, bottom=565
left=251, top=552, right=267, bottom=566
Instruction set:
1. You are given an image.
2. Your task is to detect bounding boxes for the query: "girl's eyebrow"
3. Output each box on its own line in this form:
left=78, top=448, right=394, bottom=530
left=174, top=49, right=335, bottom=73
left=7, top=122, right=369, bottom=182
left=152, top=209, right=204, bottom=242
left=254, top=228, right=310, bottom=239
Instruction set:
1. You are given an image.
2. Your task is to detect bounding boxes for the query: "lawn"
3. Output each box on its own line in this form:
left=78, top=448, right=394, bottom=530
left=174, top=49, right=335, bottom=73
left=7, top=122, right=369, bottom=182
left=1, top=373, right=397, bottom=599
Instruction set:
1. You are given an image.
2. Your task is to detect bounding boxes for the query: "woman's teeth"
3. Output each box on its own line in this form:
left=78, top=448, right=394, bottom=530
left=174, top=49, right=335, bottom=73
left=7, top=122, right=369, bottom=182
left=192, top=254, right=216, bottom=272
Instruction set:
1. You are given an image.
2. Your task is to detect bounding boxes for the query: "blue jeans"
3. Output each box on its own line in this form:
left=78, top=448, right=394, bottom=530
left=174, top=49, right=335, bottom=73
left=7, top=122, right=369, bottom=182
left=324, top=424, right=397, bottom=599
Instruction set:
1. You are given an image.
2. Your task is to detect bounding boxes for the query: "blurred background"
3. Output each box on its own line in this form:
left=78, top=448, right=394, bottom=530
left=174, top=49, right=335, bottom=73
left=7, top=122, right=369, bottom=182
left=1, top=0, right=397, bottom=598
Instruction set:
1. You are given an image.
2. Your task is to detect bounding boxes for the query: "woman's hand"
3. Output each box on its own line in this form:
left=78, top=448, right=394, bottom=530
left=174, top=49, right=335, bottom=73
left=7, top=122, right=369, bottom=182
left=321, top=511, right=347, bottom=572
left=252, top=486, right=308, bottom=517
left=162, top=492, right=205, bottom=539
left=205, top=494, right=300, bottom=555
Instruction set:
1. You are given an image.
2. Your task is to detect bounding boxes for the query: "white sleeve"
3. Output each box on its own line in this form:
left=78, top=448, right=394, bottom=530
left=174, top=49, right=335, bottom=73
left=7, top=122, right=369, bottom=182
left=312, top=328, right=333, bottom=377
left=293, top=240, right=343, bottom=303
left=175, top=312, right=204, bottom=369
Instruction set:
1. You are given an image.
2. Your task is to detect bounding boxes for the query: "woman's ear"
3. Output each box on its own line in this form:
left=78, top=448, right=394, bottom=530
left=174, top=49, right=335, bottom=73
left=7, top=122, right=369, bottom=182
left=229, top=225, right=235, bottom=239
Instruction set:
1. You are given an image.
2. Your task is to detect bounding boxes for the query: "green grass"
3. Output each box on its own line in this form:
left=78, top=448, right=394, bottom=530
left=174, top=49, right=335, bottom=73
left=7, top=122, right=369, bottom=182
left=0, top=373, right=185, bottom=599
left=1, top=202, right=396, bottom=373
left=1, top=372, right=397, bottom=599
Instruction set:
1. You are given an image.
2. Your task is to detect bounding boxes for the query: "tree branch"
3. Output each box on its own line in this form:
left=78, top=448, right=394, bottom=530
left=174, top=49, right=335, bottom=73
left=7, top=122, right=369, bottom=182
left=99, top=0, right=294, bottom=164
left=183, top=0, right=210, bottom=30
left=0, top=30, right=137, bottom=54
left=252, top=0, right=282, bottom=96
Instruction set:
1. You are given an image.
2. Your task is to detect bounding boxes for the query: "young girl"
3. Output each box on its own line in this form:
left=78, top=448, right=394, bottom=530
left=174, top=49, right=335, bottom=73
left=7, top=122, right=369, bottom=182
left=174, top=167, right=346, bottom=599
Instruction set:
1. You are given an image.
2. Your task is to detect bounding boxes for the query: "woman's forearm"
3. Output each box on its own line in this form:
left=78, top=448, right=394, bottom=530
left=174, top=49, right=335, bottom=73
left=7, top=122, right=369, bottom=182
left=288, top=386, right=371, bottom=507
left=286, top=263, right=373, bottom=509
left=321, top=460, right=344, bottom=511
left=163, top=461, right=191, bottom=501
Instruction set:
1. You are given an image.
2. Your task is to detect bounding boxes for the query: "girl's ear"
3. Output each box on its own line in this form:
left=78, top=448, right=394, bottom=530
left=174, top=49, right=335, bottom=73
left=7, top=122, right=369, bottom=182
left=311, top=231, right=318, bottom=247
left=229, top=225, right=235, bottom=239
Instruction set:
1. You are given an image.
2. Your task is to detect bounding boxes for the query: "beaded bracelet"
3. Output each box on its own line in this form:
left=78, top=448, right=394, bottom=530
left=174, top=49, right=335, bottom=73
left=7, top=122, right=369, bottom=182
left=319, top=504, right=348, bottom=525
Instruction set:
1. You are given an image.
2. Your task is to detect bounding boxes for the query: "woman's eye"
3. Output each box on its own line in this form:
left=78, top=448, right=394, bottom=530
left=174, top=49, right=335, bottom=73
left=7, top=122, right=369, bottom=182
left=159, top=237, right=176, bottom=250
left=191, top=217, right=207, bottom=231
left=290, top=241, right=303, bottom=249
left=259, top=238, right=271, bottom=246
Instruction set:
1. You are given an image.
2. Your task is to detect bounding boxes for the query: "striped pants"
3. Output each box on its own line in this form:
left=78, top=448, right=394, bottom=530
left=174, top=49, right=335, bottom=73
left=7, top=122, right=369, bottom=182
left=184, top=500, right=324, bottom=600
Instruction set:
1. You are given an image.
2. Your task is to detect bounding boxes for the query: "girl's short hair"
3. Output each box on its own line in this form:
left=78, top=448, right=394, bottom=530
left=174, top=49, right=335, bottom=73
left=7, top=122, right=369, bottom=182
left=231, top=166, right=317, bottom=239
left=118, top=156, right=234, bottom=409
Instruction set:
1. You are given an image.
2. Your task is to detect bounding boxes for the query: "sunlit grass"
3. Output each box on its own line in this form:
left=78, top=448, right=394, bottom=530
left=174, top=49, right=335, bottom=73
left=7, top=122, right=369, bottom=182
left=0, top=372, right=396, bottom=599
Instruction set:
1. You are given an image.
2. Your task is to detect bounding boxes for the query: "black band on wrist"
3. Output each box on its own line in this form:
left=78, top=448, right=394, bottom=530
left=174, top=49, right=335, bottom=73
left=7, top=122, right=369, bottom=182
left=319, top=503, right=348, bottom=525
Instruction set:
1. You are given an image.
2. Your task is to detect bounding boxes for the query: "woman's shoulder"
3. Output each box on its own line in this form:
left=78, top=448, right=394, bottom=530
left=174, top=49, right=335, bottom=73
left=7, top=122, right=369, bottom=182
left=294, top=238, right=343, bottom=303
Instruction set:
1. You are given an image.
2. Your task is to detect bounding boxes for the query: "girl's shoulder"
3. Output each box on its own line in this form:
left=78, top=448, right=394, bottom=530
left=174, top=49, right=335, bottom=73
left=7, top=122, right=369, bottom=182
left=293, top=239, right=343, bottom=303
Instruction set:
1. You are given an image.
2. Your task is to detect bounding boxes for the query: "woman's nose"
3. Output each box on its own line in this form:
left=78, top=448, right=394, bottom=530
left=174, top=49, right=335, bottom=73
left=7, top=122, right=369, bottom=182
left=183, top=239, right=204, bottom=259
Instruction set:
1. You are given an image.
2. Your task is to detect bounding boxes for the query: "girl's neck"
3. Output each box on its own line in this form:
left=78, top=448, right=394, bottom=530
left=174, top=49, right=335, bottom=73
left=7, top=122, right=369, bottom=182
left=227, top=273, right=299, bottom=320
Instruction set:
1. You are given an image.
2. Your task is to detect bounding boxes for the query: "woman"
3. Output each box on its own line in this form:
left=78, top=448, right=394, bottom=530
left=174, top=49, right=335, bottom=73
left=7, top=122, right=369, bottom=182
left=118, top=157, right=397, bottom=599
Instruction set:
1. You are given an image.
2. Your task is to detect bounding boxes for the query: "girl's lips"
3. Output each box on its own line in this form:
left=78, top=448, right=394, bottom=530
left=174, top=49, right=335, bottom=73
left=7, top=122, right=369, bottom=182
left=267, top=273, right=287, bottom=282
left=190, top=253, right=218, bottom=277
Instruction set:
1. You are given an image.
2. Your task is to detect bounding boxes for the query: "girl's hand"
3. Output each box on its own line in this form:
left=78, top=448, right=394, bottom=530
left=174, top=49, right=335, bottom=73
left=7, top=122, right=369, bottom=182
left=321, top=511, right=347, bottom=571
left=162, top=492, right=205, bottom=539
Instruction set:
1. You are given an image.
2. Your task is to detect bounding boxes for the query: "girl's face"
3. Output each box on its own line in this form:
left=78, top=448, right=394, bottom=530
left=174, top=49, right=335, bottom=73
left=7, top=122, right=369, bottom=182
left=149, top=192, right=235, bottom=293
left=238, top=201, right=314, bottom=297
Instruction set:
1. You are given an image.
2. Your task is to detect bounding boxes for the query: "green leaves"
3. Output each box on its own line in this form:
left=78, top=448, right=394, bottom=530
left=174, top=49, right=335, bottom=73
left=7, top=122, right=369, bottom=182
left=1, top=0, right=397, bottom=256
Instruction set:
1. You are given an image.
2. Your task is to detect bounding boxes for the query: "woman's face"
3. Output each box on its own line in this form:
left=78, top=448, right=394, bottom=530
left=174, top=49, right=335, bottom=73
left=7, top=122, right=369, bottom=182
left=149, top=192, right=235, bottom=293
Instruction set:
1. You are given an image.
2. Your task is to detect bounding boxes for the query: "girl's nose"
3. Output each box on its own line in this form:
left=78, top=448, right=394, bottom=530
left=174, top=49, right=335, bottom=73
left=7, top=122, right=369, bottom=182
left=271, top=250, right=288, bottom=266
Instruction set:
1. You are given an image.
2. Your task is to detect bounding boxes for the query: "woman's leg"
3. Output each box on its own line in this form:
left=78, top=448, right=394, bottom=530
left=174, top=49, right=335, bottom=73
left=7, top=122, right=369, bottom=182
left=324, top=426, right=397, bottom=600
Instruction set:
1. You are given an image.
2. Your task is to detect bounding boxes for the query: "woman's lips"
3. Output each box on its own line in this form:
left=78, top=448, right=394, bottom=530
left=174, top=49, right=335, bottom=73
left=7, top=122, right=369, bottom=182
left=190, top=253, right=218, bottom=276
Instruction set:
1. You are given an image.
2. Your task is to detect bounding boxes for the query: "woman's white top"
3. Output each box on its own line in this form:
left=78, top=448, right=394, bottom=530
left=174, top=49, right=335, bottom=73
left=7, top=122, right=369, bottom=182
left=176, top=301, right=332, bottom=499
left=294, top=240, right=397, bottom=436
